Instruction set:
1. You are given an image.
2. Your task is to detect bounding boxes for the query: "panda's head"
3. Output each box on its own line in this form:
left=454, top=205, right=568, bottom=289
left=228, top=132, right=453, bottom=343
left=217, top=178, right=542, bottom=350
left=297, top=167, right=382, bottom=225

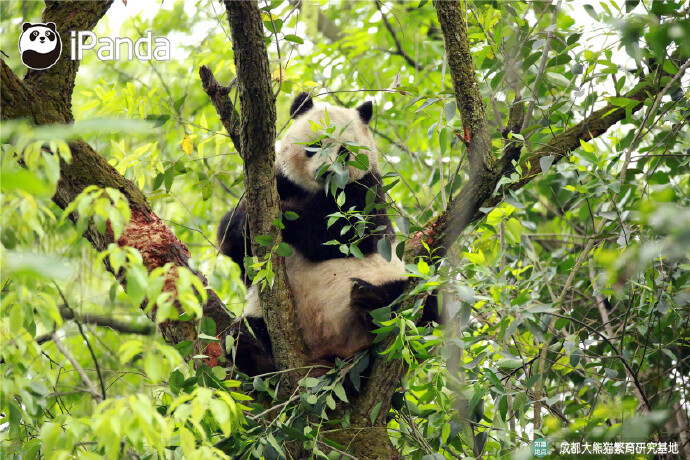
left=19, top=23, right=59, bottom=55
left=277, top=92, right=378, bottom=193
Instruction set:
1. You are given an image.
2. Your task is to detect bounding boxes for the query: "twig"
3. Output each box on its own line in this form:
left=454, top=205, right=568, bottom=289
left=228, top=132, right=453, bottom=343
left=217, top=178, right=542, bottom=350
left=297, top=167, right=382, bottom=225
left=374, top=1, right=421, bottom=71
left=521, top=0, right=561, bottom=136
left=51, top=332, right=103, bottom=403
left=249, top=393, right=300, bottom=420
left=54, top=284, right=106, bottom=401
left=267, top=8, right=283, bottom=98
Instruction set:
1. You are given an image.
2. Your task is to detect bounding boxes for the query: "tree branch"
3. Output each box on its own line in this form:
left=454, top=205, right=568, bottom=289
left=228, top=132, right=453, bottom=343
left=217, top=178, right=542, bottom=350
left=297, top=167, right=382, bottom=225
left=434, top=0, right=493, bottom=177
left=24, top=0, right=114, bottom=123
left=35, top=307, right=156, bottom=346
left=199, top=66, right=242, bottom=154
left=223, top=0, right=308, bottom=382
left=52, top=332, right=103, bottom=402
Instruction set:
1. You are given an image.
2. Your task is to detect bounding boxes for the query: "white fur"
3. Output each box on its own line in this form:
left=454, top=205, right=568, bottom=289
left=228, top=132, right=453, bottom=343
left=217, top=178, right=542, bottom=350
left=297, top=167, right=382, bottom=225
left=277, top=104, right=379, bottom=193
left=19, top=25, right=60, bottom=55
left=244, top=253, right=405, bottom=360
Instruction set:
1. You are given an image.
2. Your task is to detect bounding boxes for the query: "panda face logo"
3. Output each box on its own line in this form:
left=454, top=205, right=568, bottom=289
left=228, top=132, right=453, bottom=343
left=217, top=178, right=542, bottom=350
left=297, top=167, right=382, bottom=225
left=18, top=22, right=62, bottom=70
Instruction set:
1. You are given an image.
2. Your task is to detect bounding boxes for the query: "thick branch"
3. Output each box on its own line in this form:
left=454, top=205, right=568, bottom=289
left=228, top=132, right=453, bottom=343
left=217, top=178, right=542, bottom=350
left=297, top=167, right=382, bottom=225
left=24, top=0, right=114, bottom=123
left=224, top=0, right=307, bottom=379
left=434, top=0, right=493, bottom=176
left=486, top=81, right=653, bottom=212
left=35, top=307, right=155, bottom=345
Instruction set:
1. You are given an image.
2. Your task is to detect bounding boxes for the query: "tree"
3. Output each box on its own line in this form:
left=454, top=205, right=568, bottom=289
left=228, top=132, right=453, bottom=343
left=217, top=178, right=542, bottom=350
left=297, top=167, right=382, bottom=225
left=1, top=0, right=688, bottom=458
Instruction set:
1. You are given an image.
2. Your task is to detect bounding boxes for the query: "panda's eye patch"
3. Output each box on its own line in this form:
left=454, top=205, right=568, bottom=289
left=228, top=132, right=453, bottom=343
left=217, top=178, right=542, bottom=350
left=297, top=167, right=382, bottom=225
left=305, top=142, right=321, bottom=158
left=337, top=146, right=351, bottom=158
left=30, top=31, right=39, bottom=41
left=45, top=31, right=54, bottom=40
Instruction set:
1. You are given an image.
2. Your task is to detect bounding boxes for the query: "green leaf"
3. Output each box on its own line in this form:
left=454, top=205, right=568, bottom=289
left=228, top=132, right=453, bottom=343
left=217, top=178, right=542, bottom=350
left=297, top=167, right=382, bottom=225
left=253, top=376, right=268, bottom=392
left=198, top=333, right=219, bottom=342
left=175, top=340, right=194, bottom=358
left=610, top=97, right=633, bottom=107
left=539, top=155, right=554, bottom=173
left=377, top=238, right=392, bottom=263
left=284, top=34, right=304, bottom=44
left=276, top=242, right=294, bottom=257
left=0, top=170, right=52, bottom=196
left=284, top=211, right=299, bottom=220
left=333, top=384, right=348, bottom=402
left=496, top=358, right=523, bottom=369
left=255, top=235, right=274, bottom=246
left=350, top=244, right=364, bottom=259
left=370, top=401, right=382, bottom=424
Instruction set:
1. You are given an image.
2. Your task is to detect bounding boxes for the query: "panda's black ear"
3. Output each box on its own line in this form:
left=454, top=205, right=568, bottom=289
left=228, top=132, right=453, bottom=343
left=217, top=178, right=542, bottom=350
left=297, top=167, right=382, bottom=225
left=46, top=22, right=57, bottom=32
left=23, top=23, right=33, bottom=32
left=356, top=101, right=373, bottom=125
left=290, top=92, right=314, bottom=118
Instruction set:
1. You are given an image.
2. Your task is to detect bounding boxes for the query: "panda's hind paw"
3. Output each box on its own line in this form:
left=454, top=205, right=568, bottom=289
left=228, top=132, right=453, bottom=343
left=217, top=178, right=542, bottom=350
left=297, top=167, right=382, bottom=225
left=350, top=278, right=384, bottom=311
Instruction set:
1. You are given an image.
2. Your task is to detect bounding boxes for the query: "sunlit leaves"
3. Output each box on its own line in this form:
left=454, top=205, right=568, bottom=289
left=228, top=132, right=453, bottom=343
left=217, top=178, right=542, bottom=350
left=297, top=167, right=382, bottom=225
left=61, top=186, right=131, bottom=240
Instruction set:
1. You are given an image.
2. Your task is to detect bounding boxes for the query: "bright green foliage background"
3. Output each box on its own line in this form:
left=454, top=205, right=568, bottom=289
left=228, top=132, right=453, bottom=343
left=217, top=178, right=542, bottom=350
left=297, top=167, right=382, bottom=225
left=1, top=0, right=689, bottom=459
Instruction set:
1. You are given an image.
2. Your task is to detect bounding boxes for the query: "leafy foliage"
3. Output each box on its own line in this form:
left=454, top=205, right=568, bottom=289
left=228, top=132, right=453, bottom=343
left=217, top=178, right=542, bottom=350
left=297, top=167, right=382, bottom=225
left=1, top=0, right=689, bottom=458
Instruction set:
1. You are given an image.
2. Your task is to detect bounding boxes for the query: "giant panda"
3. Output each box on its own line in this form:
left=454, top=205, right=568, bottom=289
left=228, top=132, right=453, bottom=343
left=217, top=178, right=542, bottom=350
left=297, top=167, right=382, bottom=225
left=218, top=92, right=439, bottom=376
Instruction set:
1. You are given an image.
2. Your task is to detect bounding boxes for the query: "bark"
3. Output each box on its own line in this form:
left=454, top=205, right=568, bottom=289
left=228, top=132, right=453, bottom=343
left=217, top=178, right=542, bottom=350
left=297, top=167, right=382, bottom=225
left=1, top=1, right=232, bottom=367
left=223, top=0, right=308, bottom=385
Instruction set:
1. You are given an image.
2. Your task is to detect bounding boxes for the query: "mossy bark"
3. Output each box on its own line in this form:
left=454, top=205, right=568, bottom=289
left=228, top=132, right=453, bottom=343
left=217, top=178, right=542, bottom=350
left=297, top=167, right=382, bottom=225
left=224, top=0, right=308, bottom=385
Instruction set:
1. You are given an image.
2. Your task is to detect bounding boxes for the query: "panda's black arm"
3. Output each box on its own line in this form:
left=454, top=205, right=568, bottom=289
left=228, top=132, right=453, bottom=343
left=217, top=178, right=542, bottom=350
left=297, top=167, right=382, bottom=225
left=279, top=172, right=393, bottom=261
left=218, top=201, right=251, bottom=277
left=280, top=196, right=349, bottom=261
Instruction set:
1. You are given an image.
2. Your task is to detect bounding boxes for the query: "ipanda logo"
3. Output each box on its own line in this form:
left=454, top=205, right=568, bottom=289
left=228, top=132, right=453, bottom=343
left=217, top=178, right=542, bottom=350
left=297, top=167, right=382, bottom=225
left=18, top=22, right=171, bottom=70
left=19, top=22, right=62, bottom=70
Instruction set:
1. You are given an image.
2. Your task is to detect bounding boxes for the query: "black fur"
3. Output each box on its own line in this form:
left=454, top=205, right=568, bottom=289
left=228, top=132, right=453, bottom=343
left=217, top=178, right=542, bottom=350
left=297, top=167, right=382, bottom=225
left=229, top=316, right=275, bottom=376
left=290, top=92, right=314, bottom=118
left=351, top=278, right=440, bottom=326
left=350, top=278, right=407, bottom=312
left=356, top=101, right=373, bottom=124
left=218, top=170, right=393, bottom=276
